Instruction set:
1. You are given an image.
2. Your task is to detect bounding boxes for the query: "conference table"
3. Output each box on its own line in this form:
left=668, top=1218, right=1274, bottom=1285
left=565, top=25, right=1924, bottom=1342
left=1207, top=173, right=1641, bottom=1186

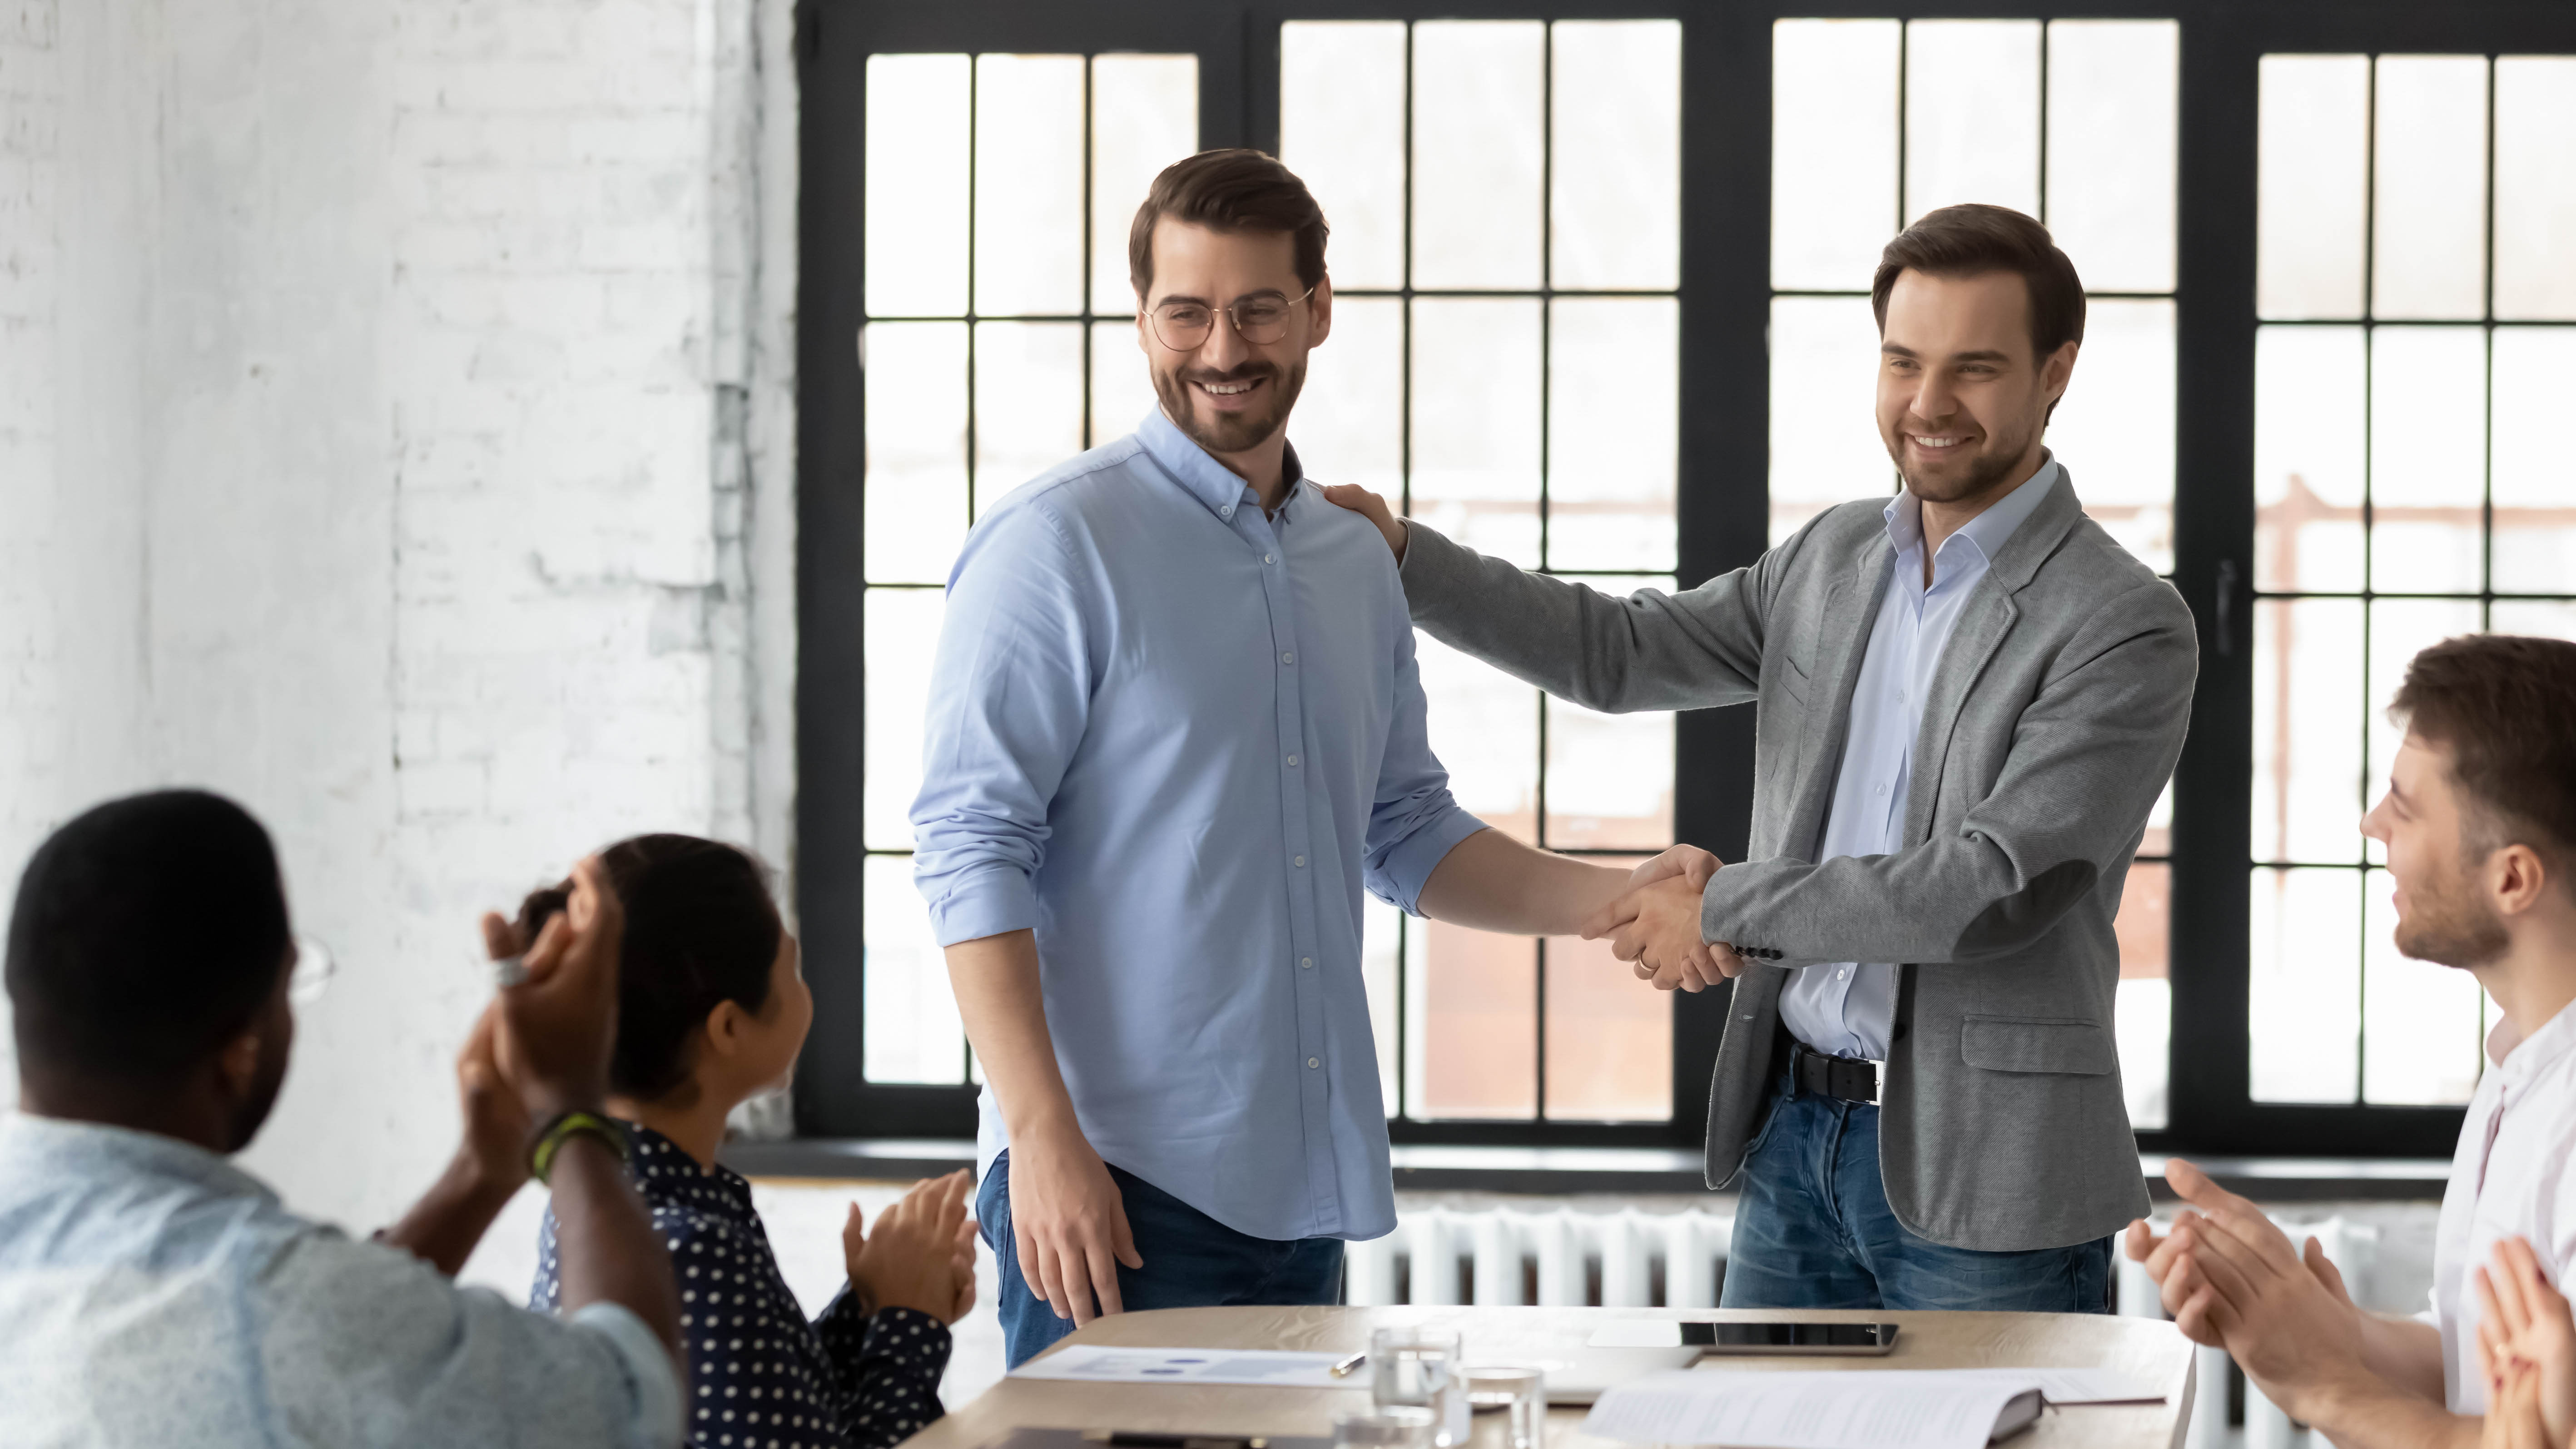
left=904, top=1305, right=2199, bottom=1449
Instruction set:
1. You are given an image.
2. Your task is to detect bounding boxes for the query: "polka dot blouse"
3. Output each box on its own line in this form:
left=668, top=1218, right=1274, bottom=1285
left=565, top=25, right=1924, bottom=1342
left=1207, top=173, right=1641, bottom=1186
left=530, top=1124, right=952, bottom=1449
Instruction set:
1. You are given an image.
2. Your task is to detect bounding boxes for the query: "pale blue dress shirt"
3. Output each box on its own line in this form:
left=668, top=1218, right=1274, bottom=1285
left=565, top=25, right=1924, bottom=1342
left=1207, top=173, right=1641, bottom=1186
left=1777, top=459, right=2063, bottom=1062
left=910, top=408, right=1484, bottom=1245
left=0, top=1112, right=682, bottom=1449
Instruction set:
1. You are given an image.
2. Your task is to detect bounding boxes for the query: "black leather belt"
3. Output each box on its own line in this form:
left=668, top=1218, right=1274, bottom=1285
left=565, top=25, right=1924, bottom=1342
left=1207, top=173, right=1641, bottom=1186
left=1790, top=1043, right=1882, bottom=1104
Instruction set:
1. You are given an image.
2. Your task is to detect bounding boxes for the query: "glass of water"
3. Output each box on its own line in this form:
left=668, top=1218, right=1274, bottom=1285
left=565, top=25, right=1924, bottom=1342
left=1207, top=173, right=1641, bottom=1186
left=1370, top=1325, right=1467, bottom=1448
left=1333, top=1406, right=1438, bottom=1449
left=1460, top=1365, right=1546, bottom=1449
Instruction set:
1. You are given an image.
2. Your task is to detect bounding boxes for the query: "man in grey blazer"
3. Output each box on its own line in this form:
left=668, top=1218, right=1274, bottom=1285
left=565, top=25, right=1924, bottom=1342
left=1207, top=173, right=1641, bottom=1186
left=1326, top=204, right=2196, bottom=1311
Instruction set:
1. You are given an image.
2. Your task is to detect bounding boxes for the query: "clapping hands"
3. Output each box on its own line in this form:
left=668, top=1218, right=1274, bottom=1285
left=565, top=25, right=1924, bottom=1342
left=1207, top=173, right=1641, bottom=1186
left=2478, top=1236, right=2576, bottom=1449
left=1580, top=844, right=1746, bottom=993
left=845, top=1169, right=979, bottom=1325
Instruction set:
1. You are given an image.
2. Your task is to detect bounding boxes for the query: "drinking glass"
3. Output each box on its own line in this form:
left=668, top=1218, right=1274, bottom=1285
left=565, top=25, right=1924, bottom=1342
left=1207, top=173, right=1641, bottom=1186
left=1333, top=1406, right=1439, bottom=1449
left=1460, top=1365, right=1546, bottom=1449
left=1370, top=1325, right=1467, bottom=1448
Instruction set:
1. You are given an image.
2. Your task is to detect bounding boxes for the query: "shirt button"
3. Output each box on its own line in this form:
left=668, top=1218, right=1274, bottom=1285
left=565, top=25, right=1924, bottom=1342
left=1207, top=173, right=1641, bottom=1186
left=1876, top=784, right=1888, bottom=796
left=1301, top=957, right=1314, bottom=970
left=1307, top=1057, right=1320, bottom=1069
left=1221, top=506, right=1234, bottom=518
left=1265, top=553, right=1276, bottom=564
left=1281, top=651, right=1295, bottom=665
left=1294, top=854, right=1306, bottom=868
left=1286, top=754, right=1300, bottom=767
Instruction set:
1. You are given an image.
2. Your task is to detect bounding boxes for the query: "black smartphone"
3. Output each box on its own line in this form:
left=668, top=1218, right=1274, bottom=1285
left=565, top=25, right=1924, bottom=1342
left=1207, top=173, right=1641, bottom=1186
left=1588, top=1320, right=1902, bottom=1355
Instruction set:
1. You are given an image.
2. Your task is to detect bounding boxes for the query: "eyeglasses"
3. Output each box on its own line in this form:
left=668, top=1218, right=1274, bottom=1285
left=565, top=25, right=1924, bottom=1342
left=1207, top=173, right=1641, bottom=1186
left=1147, top=285, right=1317, bottom=352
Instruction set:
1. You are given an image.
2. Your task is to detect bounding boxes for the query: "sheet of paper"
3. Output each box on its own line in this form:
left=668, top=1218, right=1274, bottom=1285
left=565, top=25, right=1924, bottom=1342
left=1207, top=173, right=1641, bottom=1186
left=1010, top=1345, right=1371, bottom=1389
left=1582, top=1369, right=2036, bottom=1449
left=1960, top=1368, right=2163, bottom=1404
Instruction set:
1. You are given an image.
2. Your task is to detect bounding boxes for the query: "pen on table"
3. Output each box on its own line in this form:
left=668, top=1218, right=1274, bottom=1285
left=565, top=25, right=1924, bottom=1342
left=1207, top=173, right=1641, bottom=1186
left=1328, top=1352, right=1366, bottom=1379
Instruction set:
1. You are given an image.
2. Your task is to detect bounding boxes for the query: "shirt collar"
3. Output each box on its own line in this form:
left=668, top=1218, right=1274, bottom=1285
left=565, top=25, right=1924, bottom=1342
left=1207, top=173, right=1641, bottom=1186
left=2497, top=996, right=2576, bottom=1082
left=0, top=1110, right=278, bottom=1206
left=620, top=1119, right=757, bottom=1217
left=1135, top=407, right=1305, bottom=521
left=1883, top=455, right=2062, bottom=574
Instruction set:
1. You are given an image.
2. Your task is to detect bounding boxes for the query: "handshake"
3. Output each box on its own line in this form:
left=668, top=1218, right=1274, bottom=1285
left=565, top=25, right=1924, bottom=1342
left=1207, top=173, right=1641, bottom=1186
left=1583, top=844, right=1747, bottom=995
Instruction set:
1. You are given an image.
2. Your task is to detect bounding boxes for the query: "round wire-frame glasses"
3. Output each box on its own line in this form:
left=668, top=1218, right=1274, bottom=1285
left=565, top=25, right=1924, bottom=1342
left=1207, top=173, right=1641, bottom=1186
left=1147, top=284, right=1318, bottom=352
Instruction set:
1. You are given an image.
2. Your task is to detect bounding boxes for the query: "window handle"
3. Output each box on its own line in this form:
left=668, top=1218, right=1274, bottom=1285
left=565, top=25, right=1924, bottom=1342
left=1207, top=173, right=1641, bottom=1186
left=2214, top=558, right=2238, bottom=659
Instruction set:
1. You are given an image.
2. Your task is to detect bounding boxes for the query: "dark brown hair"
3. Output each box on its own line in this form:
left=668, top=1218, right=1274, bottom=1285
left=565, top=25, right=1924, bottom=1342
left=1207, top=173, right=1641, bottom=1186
left=1127, top=148, right=1328, bottom=304
left=516, top=834, right=783, bottom=1102
left=1871, top=203, right=2087, bottom=364
left=2389, top=634, right=2576, bottom=890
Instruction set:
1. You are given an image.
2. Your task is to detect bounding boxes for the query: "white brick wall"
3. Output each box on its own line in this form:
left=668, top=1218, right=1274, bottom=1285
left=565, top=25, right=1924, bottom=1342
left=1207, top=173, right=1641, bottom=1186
left=2, top=0, right=799, bottom=1232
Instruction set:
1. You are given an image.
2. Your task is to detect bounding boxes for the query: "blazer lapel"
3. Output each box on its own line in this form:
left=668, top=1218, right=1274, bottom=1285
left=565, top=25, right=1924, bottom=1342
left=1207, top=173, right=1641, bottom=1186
left=1902, top=473, right=2088, bottom=844
left=1782, top=533, right=1894, bottom=859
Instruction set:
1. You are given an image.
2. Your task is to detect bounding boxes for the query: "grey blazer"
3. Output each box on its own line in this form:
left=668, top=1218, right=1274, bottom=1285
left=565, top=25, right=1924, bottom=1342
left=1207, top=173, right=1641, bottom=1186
left=1399, top=469, right=2197, bottom=1251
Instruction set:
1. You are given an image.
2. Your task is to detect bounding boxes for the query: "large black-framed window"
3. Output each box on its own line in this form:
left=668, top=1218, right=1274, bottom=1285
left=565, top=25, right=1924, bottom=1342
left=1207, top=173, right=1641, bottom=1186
left=795, top=0, right=2576, bottom=1155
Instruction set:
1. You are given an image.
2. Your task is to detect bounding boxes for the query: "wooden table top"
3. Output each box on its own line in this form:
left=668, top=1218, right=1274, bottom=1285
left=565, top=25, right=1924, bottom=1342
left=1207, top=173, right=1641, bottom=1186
left=905, top=1305, right=2198, bottom=1449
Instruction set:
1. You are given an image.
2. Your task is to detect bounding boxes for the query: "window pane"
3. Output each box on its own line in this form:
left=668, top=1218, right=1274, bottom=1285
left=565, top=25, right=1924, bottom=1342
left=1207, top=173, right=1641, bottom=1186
left=1410, top=298, right=1542, bottom=566
left=1363, top=893, right=1401, bottom=1117
left=2252, top=598, right=2365, bottom=864
left=2045, top=21, right=2178, bottom=294
left=2114, top=859, right=2170, bottom=1131
left=2495, top=58, right=2576, bottom=321
left=864, top=321, right=968, bottom=585
left=2373, top=56, right=2489, bottom=322
left=1769, top=295, right=1891, bottom=546
left=1412, top=21, right=1544, bottom=290
left=973, top=55, right=1084, bottom=317
left=1416, top=633, right=1538, bottom=845
left=2144, top=775, right=2174, bottom=858
left=864, top=855, right=965, bottom=1083
left=1092, top=55, right=1197, bottom=314
left=2491, top=327, right=2576, bottom=595
left=2366, top=598, right=2483, bottom=868
left=1410, top=922, right=1537, bottom=1119
left=1280, top=22, right=1406, bottom=292
left=1771, top=20, right=1899, bottom=291
left=1543, top=577, right=1678, bottom=850
left=1547, top=855, right=1671, bottom=1122
left=1291, top=296, right=1403, bottom=498
left=2370, top=326, right=2487, bottom=595
left=972, top=321, right=1084, bottom=517
left=1551, top=20, right=1680, bottom=291
left=1549, top=298, right=1677, bottom=572
left=2249, top=866, right=2362, bottom=1103
left=865, top=588, right=944, bottom=850
left=2046, top=298, right=2174, bottom=573
left=2257, top=55, right=2368, bottom=321
left=2254, top=325, right=2367, bottom=594
left=2492, top=600, right=2576, bottom=641
left=2363, top=867, right=2487, bottom=1106
left=866, top=54, right=970, bottom=317
left=1089, top=318, right=1156, bottom=450
left=1904, top=20, right=2040, bottom=224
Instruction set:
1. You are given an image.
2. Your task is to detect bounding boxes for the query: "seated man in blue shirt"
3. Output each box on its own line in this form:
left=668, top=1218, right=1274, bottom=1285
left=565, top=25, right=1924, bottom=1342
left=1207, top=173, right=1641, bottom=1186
left=0, top=789, right=687, bottom=1447
left=913, top=149, right=1710, bottom=1366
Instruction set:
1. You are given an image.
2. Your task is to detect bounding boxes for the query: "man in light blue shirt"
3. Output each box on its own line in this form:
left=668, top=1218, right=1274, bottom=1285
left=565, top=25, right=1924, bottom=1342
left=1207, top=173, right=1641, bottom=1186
left=915, top=150, right=1654, bottom=1366
left=0, top=790, right=685, bottom=1447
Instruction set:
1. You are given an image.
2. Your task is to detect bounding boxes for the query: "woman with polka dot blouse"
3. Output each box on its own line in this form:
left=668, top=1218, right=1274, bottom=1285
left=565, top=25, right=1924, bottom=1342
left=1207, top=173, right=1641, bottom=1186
left=522, top=834, right=979, bottom=1449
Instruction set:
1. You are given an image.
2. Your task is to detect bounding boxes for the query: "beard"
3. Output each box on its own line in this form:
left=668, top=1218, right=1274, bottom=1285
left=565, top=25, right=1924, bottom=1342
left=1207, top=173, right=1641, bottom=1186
left=1884, top=412, right=2041, bottom=504
left=1152, top=356, right=1307, bottom=458
left=2394, top=858, right=2511, bottom=969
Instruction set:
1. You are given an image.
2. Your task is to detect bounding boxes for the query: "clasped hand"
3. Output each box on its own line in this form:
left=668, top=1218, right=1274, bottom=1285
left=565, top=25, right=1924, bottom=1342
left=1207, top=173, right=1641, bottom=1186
left=1581, top=845, right=1745, bottom=993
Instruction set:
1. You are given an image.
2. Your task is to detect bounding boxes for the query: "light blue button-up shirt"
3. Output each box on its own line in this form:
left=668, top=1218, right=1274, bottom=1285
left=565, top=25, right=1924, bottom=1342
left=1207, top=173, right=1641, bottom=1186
left=0, top=1112, right=682, bottom=1449
left=911, top=409, right=1485, bottom=1244
left=1777, top=459, right=2063, bottom=1062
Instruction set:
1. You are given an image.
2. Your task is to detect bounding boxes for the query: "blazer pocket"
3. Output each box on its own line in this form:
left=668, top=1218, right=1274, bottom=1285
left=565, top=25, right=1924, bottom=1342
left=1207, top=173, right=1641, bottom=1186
left=1960, top=1015, right=2116, bottom=1076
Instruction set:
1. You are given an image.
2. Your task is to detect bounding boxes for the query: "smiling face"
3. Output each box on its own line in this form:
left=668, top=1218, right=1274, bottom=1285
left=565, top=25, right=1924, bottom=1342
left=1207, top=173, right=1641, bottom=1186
left=1136, top=219, right=1329, bottom=459
left=1875, top=268, right=2078, bottom=505
left=2362, top=734, right=2511, bottom=969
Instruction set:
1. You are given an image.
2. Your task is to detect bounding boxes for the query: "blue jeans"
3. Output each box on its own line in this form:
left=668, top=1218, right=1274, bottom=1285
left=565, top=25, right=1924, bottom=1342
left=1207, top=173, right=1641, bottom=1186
left=978, top=1150, right=1346, bottom=1367
left=1718, top=1066, right=2113, bottom=1312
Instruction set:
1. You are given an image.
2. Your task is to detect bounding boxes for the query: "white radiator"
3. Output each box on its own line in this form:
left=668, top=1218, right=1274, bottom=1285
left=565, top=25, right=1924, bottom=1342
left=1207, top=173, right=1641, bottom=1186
left=1344, top=1207, right=1737, bottom=1308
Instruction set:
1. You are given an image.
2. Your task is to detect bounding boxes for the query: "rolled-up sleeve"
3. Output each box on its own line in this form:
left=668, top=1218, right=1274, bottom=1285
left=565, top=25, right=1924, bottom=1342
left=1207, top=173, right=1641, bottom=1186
left=911, top=501, right=1097, bottom=947
left=1363, top=612, right=1486, bottom=915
